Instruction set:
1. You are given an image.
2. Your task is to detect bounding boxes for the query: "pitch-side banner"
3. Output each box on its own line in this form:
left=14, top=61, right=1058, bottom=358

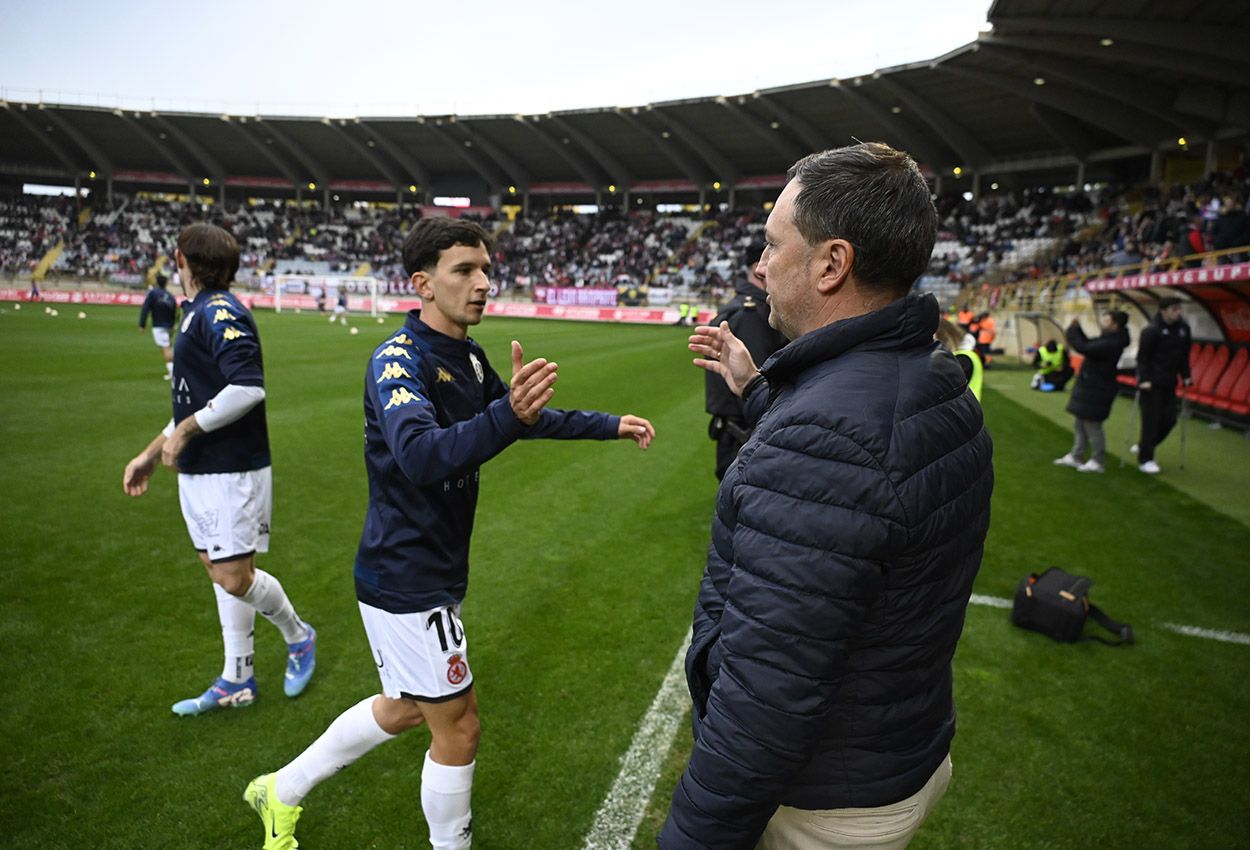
left=1084, top=262, right=1250, bottom=292
left=3, top=289, right=712, bottom=325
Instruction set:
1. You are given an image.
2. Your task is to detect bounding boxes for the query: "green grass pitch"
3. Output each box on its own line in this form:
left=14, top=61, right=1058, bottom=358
left=0, top=303, right=1247, bottom=849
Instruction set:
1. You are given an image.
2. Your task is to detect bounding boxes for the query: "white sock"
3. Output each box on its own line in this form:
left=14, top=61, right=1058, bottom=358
left=241, top=569, right=309, bottom=644
left=422, top=751, right=475, bottom=850
left=214, top=583, right=255, bottom=683
left=165, top=361, right=173, bottom=376
left=275, top=696, right=396, bottom=806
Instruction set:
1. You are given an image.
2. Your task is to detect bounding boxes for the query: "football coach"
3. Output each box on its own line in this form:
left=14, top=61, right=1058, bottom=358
left=660, top=142, right=994, bottom=850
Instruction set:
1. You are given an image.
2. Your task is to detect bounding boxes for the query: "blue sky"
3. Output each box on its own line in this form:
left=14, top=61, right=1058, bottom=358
left=1, top=0, right=991, bottom=116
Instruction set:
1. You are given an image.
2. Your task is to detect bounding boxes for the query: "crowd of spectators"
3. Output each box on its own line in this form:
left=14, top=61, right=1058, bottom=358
left=0, top=196, right=72, bottom=280
left=6, top=166, right=1249, bottom=300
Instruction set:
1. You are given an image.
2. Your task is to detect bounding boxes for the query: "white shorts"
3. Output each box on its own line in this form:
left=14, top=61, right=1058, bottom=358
left=152, top=327, right=172, bottom=348
left=359, top=601, right=474, bottom=703
left=178, top=467, right=272, bottom=562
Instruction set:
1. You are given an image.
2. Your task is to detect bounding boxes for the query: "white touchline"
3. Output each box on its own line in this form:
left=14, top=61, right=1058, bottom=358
left=969, top=594, right=1250, bottom=645
left=586, top=594, right=1249, bottom=848
left=582, top=629, right=692, bottom=850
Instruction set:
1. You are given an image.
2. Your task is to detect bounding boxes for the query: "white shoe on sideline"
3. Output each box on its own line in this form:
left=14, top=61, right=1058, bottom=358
left=1077, top=459, right=1104, bottom=473
left=1053, top=454, right=1082, bottom=468
left=1139, top=460, right=1161, bottom=474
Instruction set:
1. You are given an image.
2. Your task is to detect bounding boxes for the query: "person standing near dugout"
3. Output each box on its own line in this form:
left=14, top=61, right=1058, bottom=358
left=1135, top=296, right=1192, bottom=474
left=139, top=272, right=178, bottom=380
left=245, top=216, right=655, bottom=850
left=123, top=223, right=318, bottom=716
left=1053, top=310, right=1130, bottom=474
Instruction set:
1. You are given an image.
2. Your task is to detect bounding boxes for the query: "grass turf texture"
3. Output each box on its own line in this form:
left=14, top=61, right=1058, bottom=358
left=1, top=305, right=1247, bottom=849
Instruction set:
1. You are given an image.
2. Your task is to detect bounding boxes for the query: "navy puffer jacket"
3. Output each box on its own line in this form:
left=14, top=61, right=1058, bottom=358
left=659, top=294, right=993, bottom=849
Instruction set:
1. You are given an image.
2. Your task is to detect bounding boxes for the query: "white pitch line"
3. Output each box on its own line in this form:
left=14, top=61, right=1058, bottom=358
left=969, top=593, right=1250, bottom=645
left=1159, top=622, right=1250, bottom=645
left=582, top=629, right=692, bottom=850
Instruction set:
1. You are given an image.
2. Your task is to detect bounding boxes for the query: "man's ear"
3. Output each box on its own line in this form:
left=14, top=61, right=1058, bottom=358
left=412, top=270, right=431, bottom=298
left=815, top=238, right=855, bottom=295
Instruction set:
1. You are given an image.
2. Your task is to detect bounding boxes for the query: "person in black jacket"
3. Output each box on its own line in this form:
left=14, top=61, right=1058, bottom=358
left=1135, top=297, right=1192, bottom=474
left=704, top=261, right=787, bottom=479
left=1053, top=310, right=1130, bottom=474
left=662, top=143, right=993, bottom=850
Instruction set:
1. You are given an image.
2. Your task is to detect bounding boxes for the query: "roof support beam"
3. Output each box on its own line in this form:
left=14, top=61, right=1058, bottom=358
left=614, top=110, right=706, bottom=185
left=424, top=120, right=506, bottom=192
left=1029, top=103, right=1097, bottom=160
left=151, top=115, right=226, bottom=182
left=650, top=108, right=739, bottom=183
left=356, top=121, right=431, bottom=188
left=115, top=113, right=196, bottom=184
left=937, top=63, right=1172, bottom=146
left=515, top=118, right=603, bottom=187
left=718, top=98, right=805, bottom=163
left=546, top=114, right=633, bottom=187
left=42, top=108, right=113, bottom=177
left=995, top=16, right=1248, bottom=65
left=753, top=94, right=829, bottom=154
left=451, top=120, right=533, bottom=189
left=256, top=119, right=329, bottom=186
left=872, top=76, right=993, bottom=169
left=978, top=33, right=1250, bottom=90
left=3, top=105, right=81, bottom=174
left=222, top=120, right=301, bottom=187
left=978, top=42, right=1219, bottom=138
left=323, top=121, right=404, bottom=191
left=833, top=84, right=952, bottom=169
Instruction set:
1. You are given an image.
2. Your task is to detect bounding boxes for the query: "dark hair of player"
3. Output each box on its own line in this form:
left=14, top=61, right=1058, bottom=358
left=402, top=217, right=493, bottom=277
left=177, top=223, right=240, bottom=291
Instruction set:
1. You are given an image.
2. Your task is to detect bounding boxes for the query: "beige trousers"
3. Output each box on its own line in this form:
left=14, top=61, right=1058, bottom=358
left=756, top=755, right=952, bottom=850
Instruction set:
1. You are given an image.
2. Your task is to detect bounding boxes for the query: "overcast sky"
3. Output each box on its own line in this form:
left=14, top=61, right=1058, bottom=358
left=1, top=0, right=992, bottom=116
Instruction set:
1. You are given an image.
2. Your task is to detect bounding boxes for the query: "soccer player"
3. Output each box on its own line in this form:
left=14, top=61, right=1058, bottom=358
left=139, top=272, right=179, bottom=379
left=244, top=216, right=655, bottom=850
left=330, top=288, right=348, bottom=324
left=122, top=223, right=317, bottom=716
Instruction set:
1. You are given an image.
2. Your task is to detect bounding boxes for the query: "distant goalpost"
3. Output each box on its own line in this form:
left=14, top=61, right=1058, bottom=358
left=273, top=274, right=384, bottom=317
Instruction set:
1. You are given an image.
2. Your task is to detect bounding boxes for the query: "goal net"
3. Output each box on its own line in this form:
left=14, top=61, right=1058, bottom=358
left=273, top=274, right=383, bottom=316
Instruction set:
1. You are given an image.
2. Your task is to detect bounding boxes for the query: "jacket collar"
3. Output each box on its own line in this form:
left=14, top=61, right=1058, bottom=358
left=761, top=293, right=939, bottom=383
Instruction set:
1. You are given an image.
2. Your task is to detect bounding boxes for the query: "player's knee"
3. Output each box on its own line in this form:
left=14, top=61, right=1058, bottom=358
left=214, top=570, right=253, bottom=596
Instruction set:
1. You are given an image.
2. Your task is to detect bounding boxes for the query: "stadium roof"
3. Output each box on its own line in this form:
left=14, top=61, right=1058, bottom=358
left=2, top=0, right=1247, bottom=203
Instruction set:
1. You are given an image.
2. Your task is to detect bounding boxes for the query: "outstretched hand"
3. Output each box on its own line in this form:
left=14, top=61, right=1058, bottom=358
left=689, top=321, right=758, bottom=396
left=618, top=415, right=655, bottom=450
left=510, top=339, right=558, bottom=426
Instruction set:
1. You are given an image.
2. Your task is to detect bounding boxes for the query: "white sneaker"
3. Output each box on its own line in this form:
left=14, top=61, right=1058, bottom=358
left=1053, top=454, right=1082, bottom=468
left=1139, top=460, right=1161, bottom=474
left=1077, top=459, right=1104, bottom=473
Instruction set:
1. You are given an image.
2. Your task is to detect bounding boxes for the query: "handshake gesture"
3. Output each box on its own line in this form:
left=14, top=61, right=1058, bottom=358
left=509, top=340, right=654, bottom=449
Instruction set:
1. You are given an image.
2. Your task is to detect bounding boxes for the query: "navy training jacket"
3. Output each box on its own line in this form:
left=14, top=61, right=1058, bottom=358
left=660, top=294, right=993, bottom=849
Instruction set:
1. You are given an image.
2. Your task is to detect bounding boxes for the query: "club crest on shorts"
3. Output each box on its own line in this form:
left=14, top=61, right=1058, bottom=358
left=446, top=653, right=468, bottom=685
left=468, top=352, right=484, bottom=383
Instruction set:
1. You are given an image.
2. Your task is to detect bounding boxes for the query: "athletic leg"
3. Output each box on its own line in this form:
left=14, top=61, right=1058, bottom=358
left=409, top=690, right=480, bottom=850
left=1138, top=389, right=1164, bottom=463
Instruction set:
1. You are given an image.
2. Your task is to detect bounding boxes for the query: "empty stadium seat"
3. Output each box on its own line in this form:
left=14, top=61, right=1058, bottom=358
left=1184, top=344, right=1229, bottom=400
left=1193, top=348, right=1248, bottom=406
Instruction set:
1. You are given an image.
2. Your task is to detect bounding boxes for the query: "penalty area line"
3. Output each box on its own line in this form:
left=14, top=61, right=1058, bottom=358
left=582, top=629, right=692, bottom=850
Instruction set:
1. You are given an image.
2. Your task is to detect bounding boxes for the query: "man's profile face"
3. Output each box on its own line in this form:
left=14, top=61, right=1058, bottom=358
left=416, top=242, right=492, bottom=336
left=758, top=180, right=815, bottom=340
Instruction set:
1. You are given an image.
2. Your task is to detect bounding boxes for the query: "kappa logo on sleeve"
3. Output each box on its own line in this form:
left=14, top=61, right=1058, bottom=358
left=222, top=327, right=248, bottom=341
left=212, top=308, right=238, bottom=323
left=376, top=362, right=413, bottom=383
left=375, top=345, right=412, bottom=360
left=386, top=333, right=413, bottom=346
left=384, top=387, right=423, bottom=410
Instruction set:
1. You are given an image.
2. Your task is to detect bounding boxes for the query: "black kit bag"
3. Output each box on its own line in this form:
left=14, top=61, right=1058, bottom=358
left=1012, top=567, right=1134, bottom=646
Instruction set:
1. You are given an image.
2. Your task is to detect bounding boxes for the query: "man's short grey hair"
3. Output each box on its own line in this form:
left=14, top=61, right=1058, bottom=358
left=786, top=142, right=937, bottom=294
